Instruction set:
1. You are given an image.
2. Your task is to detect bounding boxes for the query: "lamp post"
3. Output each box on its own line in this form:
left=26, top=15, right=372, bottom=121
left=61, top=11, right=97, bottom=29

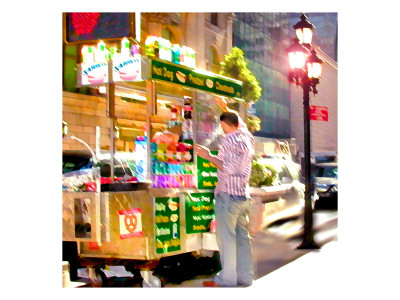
left=287, top=13, right=324, bottom=249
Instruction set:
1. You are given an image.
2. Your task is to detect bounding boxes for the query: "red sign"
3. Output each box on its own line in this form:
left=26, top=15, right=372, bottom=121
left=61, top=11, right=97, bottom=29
left=310, top=105, right=328, bottom=121
left=71, top=13, right=100, bottom=35
left=118, top=208, right=143, bottom=239
left=88, top=242, right=100, bottom=250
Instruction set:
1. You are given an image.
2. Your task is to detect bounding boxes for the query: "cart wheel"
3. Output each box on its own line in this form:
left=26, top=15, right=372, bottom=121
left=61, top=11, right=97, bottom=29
left=141, top=270, right=161, bottom=288
left=88, top=268, right=108, bottom=287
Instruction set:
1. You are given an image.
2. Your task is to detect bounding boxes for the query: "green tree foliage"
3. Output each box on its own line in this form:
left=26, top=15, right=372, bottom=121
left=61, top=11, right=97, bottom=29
left=219, top=47, right=262, bottom=104
left=245, top=115, right=261, bottom=134
left=249, top=157, right=277, bottom=187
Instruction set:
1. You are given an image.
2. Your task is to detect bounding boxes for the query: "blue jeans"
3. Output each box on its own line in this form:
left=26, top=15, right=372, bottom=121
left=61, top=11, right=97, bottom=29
left=213, top=192, right=253, bottom=287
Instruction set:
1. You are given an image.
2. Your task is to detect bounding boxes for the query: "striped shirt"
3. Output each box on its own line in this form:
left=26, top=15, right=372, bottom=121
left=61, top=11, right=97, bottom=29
left=215, top=123, right=255, bottom=197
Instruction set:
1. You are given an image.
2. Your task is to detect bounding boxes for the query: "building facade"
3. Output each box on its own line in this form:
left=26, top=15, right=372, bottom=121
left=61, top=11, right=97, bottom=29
left=233, top=13, right=293, bottom=139
left=62, top=13, right=234, bottom=152
left=233, top=12, right=338, bottom=158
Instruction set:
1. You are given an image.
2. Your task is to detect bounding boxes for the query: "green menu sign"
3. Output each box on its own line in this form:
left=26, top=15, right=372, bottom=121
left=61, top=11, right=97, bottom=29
left=185, top=193, right=215, bottom=234
left=197, top=151, right=218, bottom=189
left=154, top=197, right=181, bottom=254
left=150, top=58, right=242, bottom=98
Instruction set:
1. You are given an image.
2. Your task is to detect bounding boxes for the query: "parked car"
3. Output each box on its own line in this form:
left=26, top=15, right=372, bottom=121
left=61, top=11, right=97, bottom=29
left=247, top=154, right=318, bottom=234
left=313, top=162, right=338, bottom=209
left=62, top=150, right=139, bottom=192
left=63, top=151, right=93, bottom=174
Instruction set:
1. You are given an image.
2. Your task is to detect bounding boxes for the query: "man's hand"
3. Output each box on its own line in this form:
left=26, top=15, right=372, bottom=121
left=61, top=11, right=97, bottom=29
left=194, top=144, right=224, bottom=171
left=194, top=144, right=211, bottom=159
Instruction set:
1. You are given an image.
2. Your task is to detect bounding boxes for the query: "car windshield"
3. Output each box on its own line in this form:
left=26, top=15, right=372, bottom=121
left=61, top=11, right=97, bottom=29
left=100, top=160, right=134, bottom=177
left=62, top=156, right=92, bottom=173
left=317, top=166, right=338, bottom=178
left=314, top=156, right=336, bottom=163
left=63, top=154, right=135, bottom=178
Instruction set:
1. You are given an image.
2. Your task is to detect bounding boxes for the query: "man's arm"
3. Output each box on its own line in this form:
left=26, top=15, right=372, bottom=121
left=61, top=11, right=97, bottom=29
left=204, top=153, right=224, bottom=171
left=194, top=145, right=224, bottom=171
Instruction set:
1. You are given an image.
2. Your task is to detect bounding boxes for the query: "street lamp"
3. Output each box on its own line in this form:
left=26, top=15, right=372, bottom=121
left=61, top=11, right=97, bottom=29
left=287, top=13, right=324, bottom=249
left=293, top=13, right=315, bottom=45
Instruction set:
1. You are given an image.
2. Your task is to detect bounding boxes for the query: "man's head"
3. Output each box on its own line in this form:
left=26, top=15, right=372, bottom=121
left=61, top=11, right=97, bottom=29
left=220, top=112, right=239, bottom=134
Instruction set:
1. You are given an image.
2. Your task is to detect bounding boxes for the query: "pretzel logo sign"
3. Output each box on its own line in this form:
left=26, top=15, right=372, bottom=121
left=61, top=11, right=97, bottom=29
left=124, top=213, right=137, bottom=233
left=118, top=208, right=143, bottom=239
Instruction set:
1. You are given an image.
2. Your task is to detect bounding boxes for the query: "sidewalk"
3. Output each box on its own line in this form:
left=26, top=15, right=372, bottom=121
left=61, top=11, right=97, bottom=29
left=69, top=239, right=337, bottom=289
left=163, top=241, right=338, bottom=288
left=163, top=224, right=338, bottom=288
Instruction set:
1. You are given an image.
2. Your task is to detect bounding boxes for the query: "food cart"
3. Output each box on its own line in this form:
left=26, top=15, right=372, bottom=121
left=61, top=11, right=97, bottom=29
left=62, top=36, right=244, bottom=286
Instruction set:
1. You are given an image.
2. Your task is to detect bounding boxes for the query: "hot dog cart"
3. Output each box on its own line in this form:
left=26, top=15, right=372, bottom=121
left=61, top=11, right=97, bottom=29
left=62, top=36, right=244, bottom=286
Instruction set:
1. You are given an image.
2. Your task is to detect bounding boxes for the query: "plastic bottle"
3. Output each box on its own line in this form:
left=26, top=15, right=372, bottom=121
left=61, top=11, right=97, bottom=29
left=159, top=38, right=172, bottom=61
left=172, top=44, right=180, bottom=64
left=95, top=41, right=107, bottom=63
left=188, top=48, right=196, bottom=68
left=81, top=46, right=94, bottom=64
left=108, top=47, right=115, bottom=60
left=183, top=100, right=193, bottom=139
left=112, top=46, right=120, bottom=61
left=170, top=107, right=178, bottom=121
left=131, top=44, right=140, bottom=56
left=121, top=37, right=130, bottom=58
left=135, top=137, right=147, bottom=182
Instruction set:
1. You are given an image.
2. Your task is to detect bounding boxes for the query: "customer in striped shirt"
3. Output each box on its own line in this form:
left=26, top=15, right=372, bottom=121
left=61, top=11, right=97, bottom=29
left=195, top=111, right=255, bottom=287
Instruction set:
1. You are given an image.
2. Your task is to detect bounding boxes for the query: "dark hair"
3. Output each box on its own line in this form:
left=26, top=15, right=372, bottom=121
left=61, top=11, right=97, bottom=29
left=220, top=112, right=239, bottom=127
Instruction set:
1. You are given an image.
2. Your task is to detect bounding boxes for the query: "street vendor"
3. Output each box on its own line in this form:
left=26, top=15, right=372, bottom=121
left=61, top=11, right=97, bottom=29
left=194, top=108, right=255, bottom=288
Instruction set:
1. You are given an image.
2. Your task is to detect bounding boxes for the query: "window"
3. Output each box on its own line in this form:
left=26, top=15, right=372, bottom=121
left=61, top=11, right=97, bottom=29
left=161, top=28, right=176, bottom=43
left=206, top=46, right=220, bottom=73
left=211, top=13, right=218, bottom=27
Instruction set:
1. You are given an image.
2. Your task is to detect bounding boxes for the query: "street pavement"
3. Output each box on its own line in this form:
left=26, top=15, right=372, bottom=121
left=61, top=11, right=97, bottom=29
left=163, top=210, right=338, bottom=288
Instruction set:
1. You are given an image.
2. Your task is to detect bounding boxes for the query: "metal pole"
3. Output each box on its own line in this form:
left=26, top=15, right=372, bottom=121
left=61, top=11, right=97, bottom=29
left=106, top=82, right=116, bottom=182
left=298, top=81, right=320, bottom=249
left=146, top=80, right=156, bottom=182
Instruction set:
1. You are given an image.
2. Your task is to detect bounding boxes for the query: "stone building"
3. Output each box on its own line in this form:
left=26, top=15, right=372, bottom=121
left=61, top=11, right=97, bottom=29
left=62, top=13, right=234, bottom=153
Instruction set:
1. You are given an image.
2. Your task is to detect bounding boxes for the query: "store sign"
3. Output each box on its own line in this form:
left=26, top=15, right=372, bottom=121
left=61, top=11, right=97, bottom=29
left=150, top=59, right=242, bottom=98
left=65, top=13, right=133, bottom=43
left=113, top=57, right=141, bottom=82
left=118, top=208, right=143, bottom=239
left=154, top=197, right=181, bottom=254
left=79, top=62, right=109, bottom=85
left=310, top=105, right=328, bottom=121
left=185, top=193, right=215, bottom=234
left=78, top=56, right=149, bottom=86
left=197, top=151, right=218, bottom=189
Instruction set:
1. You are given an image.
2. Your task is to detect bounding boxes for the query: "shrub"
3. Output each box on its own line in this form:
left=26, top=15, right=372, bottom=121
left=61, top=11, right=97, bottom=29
left=249, top=158, right=277, bottom=187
